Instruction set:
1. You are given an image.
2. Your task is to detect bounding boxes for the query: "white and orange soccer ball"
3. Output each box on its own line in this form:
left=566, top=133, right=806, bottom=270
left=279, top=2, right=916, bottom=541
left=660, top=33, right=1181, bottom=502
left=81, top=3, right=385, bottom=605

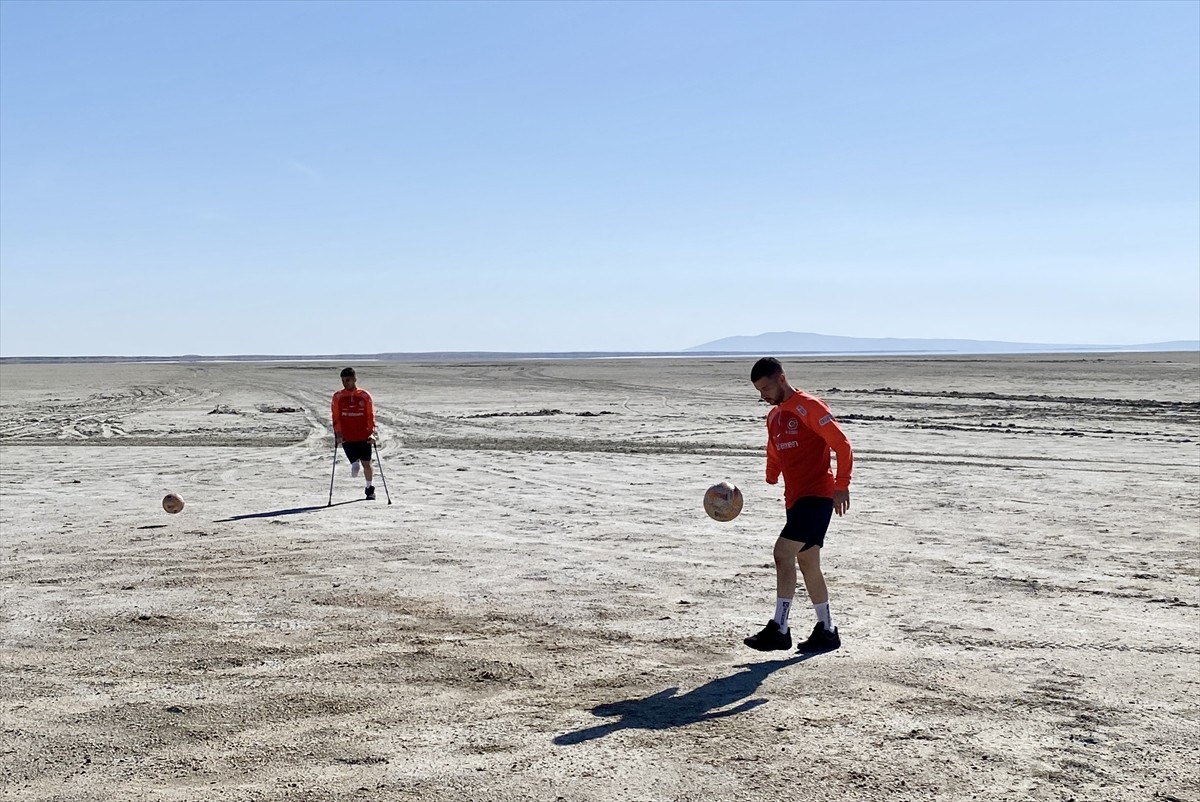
left=703, top=481, right=743, bottom=522
left=162, top=493, right=185, bottom=514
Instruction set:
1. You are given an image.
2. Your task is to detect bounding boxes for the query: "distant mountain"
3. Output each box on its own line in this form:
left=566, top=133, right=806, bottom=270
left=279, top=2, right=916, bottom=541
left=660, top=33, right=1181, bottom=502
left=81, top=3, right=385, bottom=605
left=3, top=334, right=1197, bottom=364
left=686, top=331, right=1200, bottom=355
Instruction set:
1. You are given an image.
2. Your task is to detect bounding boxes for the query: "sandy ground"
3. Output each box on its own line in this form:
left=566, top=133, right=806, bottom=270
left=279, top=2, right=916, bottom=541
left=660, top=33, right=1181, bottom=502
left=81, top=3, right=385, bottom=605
left=1, top=353, right=1198, bottom=802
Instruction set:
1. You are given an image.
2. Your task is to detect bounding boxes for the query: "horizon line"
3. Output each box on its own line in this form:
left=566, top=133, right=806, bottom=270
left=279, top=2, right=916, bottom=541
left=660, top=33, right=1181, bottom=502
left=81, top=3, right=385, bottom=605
left=3, top=343, right=1198, bottom=365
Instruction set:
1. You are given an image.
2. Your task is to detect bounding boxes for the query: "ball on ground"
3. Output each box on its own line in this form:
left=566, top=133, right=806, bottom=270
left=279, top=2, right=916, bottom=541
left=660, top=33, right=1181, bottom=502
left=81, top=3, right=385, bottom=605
left=162, top=493, right=185, bottom=514
left=703, top=482, right=743, bottom=522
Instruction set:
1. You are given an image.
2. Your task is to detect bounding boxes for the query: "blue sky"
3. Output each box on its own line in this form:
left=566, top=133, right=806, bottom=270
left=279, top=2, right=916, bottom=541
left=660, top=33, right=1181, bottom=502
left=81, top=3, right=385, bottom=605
left=1, top=0, right=1197, bottom=356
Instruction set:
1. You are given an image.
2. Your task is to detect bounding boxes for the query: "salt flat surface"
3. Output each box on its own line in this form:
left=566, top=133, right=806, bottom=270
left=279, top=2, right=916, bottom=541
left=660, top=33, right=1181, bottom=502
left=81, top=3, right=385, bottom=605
left=2, top=353, right=1197, bottom=801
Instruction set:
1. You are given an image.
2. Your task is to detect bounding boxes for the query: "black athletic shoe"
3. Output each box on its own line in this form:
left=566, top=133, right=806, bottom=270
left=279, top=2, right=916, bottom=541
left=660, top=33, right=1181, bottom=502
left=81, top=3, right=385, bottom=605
left=796, top=622, right=841, bottom=653
left=744, top=620, right=792, bottom=651
left=365, top=485, right=376, bottom=500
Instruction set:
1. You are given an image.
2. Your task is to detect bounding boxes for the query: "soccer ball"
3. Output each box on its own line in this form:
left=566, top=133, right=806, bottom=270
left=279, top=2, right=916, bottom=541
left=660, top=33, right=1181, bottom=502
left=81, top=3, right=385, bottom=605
left=703, top=482, right=743, bottom=522
left=162, top=493, right=185, bottom=514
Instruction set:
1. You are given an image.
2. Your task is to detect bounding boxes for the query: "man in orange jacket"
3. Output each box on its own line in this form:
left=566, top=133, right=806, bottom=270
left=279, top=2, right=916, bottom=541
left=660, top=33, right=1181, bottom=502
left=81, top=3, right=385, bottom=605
left=744, top=357, right=853, bottom=653
left=332, top=367, right=377, bottom=500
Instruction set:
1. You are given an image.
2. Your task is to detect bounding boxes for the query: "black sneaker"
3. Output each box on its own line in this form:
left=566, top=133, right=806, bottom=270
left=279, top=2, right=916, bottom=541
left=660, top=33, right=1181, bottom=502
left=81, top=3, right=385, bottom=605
left=744, top=620, right=792, bottom=651
left=796, top=622, right=840, bottom=653
left=365, top=485, right=376, bottom=500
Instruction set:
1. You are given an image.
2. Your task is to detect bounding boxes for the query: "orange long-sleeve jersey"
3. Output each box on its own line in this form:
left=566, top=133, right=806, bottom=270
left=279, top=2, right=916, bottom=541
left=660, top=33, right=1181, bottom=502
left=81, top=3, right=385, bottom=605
left=765, top=389, right=853, bottom=508
left=332, top=388, right=375, bottom=442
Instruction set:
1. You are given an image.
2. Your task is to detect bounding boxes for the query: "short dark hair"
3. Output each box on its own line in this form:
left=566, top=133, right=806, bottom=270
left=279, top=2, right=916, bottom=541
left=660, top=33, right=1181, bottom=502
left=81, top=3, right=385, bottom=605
left=340, top=367, right=356, bottom=378
left=750, top=357, right=783, bottom=382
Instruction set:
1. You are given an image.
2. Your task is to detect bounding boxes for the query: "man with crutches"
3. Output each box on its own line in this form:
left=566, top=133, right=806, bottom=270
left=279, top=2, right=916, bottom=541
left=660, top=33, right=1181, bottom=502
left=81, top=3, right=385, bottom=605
left=331, top=367, right=378, bottom=501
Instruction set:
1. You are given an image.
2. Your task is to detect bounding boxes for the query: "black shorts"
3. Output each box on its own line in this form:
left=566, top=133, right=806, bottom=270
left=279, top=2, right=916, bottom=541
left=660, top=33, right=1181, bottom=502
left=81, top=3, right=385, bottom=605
left=342, top=441, right=373, bottom=463
left=780, top=496, right=834, bottom=550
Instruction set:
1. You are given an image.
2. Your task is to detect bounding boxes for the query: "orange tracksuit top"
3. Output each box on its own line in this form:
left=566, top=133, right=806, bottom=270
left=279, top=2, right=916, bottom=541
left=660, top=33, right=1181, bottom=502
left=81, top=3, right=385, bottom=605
left=765, top=389, right=853, bottom=508
left=332, top=388, right=375, bottom=442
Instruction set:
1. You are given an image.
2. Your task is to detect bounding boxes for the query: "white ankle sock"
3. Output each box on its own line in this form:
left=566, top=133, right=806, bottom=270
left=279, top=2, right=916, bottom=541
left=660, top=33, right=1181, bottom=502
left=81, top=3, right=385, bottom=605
left=814, top=601, right=835, bottom=632
left=772, top=598, right=793, bottom=633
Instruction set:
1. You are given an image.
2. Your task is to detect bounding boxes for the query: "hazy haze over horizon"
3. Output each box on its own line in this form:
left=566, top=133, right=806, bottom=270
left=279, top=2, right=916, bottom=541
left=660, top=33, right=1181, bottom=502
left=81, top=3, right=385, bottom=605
left=1, top=0, right=1197, bottom=358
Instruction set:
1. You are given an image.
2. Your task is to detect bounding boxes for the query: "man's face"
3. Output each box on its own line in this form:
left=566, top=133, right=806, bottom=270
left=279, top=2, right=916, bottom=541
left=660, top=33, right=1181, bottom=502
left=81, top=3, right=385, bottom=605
left=753, top=373, right=787, bottom=405
left=341, top=375, right=357, bottom=391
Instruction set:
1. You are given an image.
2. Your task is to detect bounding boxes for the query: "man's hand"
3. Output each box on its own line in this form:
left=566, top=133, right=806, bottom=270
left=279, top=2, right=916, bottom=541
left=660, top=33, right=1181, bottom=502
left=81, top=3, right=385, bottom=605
left=833, top=489, right=850, bottom=516
left=334, top=433, right=343, bottom=446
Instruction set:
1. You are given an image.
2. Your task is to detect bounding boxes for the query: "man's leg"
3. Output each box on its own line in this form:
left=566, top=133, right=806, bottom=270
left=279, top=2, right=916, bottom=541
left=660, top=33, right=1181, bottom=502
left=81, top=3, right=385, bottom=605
left=773, top=536, right=805, bottom=630
left=361, top=453, right=376, bottom=499
left=797, top=545, right=828, bottom=606
left=796, top=545, right=840, bottom=652
left=342, top=443, right=357, bottom=476
left=745, top=537, right=804, bottom=651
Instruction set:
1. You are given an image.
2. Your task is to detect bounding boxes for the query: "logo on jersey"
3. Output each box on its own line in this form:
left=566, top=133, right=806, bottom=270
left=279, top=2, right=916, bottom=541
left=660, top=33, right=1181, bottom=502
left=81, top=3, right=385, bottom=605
left=787, top=417, right=799, bottom=432
left=339, top=393, right=366, bottom=416
left=818, top=414, right=833, bottom=426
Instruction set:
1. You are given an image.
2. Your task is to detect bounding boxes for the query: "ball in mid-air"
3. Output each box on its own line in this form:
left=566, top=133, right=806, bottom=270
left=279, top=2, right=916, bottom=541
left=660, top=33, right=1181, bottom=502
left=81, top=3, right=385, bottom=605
left=703, top=482, right=743, bottom=522
left=162, top=493, right=185, bottom=514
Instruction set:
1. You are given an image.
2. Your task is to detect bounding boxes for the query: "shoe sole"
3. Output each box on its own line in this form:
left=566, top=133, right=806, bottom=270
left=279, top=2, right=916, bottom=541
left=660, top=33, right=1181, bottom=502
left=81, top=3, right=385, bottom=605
left=744, top=640, right=792, bottom=652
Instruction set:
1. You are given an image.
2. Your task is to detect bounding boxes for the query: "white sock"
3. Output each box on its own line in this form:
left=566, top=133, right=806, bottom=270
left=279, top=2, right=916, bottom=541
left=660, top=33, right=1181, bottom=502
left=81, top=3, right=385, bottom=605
left=365, top=474, right=373, bottom=487
left=814, top=601, right=835, bottom=632
left=772, top=598, right=792, bottom=633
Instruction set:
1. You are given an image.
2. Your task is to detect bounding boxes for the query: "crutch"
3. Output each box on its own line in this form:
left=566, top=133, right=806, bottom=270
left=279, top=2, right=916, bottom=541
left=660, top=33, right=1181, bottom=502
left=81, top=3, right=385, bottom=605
left=372, top=441, right=392, bottom=505
left=327, top=438, right=339, bottom=507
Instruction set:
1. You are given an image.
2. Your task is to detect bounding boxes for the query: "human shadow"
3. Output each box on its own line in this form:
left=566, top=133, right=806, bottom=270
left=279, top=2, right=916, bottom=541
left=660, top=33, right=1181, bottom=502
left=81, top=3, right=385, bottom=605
left=554, top=653, right=815, bottom=746
left=213, top=498, right=362, bottom=522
